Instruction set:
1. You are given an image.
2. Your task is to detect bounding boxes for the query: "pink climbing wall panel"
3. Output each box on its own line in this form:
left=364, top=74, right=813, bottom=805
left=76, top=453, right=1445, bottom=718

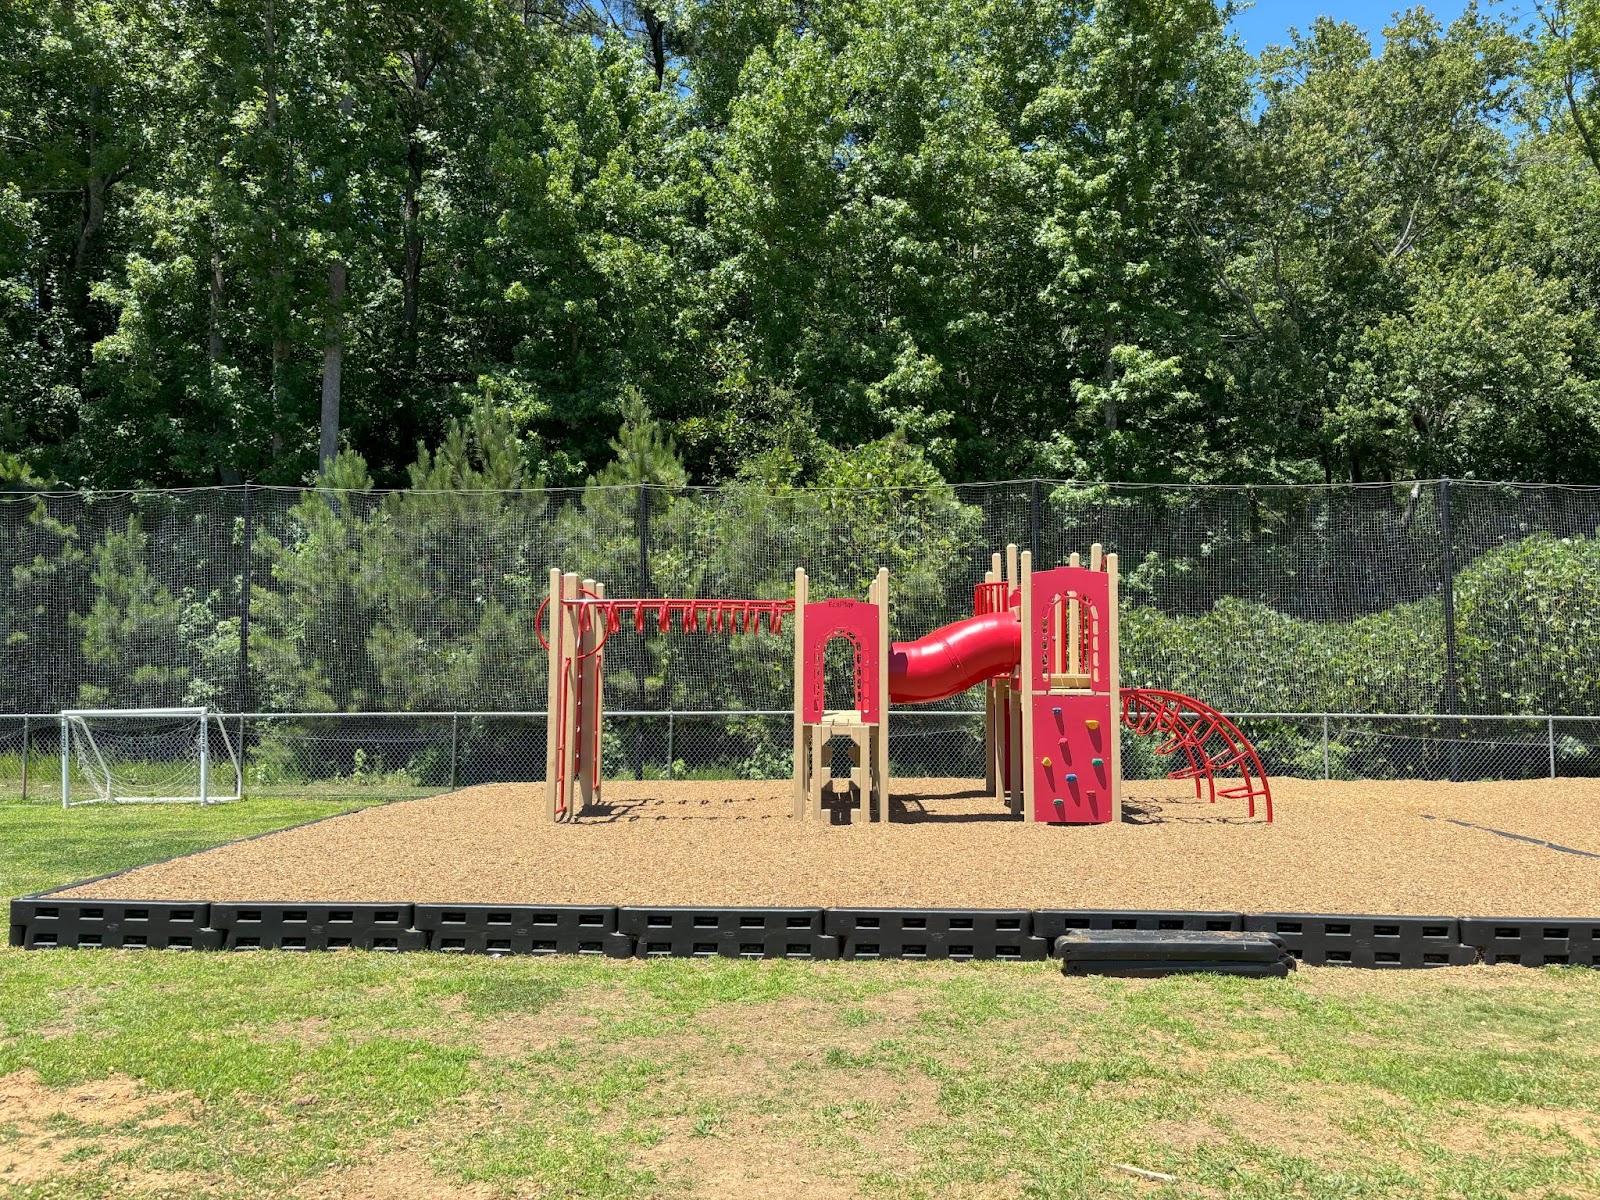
left=801, top=599, right=882, bottom=723
left=1032, top=693, right=1114, bottom=823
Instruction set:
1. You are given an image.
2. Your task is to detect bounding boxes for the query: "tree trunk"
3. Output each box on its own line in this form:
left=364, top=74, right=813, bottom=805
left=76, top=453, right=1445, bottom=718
left=208, top=248, right=225, bottom=364
left=642, top=6, right=667, bottom=90
left=210, top=243, right=230, bottom=478
left=1101, top=330, right=1117, bottom=433
left=400, top=49, right=432, bottom=376
left=402, top=135, right=422, bottom=371
left=319, top=260, right=347, bottom=470
left=264, top=0, right=289, bottom=464
left=1565, top=70, right=1600, bottom=178
left=69, top=173, right=107, bottom=285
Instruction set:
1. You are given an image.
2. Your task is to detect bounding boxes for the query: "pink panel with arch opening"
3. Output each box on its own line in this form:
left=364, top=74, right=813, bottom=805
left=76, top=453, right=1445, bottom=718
left=801, top=599, right=882, bottom=723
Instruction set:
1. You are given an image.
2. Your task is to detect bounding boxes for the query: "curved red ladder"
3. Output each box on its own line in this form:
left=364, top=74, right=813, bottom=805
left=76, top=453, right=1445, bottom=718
left=1121, top=688, right=1273, bottom=821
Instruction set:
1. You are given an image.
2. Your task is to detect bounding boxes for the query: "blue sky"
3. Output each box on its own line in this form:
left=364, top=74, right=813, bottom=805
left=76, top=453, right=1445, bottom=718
left=1228, top=1, right=1512, bottom=54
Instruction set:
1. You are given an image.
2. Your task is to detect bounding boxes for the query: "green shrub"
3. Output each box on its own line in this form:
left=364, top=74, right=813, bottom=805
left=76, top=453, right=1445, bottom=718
left=1455, top=533, right=1600, bottom=714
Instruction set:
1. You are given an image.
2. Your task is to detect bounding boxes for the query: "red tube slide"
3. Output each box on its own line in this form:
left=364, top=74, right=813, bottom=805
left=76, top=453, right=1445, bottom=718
left=888, top=611, right=1022, bottom=704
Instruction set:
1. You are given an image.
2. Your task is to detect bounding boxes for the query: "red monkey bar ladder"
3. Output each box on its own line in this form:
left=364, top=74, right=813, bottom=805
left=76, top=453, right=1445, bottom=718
left=1121, top=687, right=1273, bottom=821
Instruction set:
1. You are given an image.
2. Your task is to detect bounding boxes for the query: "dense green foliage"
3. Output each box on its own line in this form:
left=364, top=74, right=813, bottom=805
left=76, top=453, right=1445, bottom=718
left=4, top=0, right=1600, bottom=489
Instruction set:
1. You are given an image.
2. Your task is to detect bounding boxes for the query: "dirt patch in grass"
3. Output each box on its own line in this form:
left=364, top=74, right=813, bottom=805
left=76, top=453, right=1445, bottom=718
left=291, top=1149, right=499, bottom=1200
left=0, top=1069, right=192, bottom=1188
left=636, top=1065, right=936, bottom=1200
left=1436, top=1106, right=1600, bottom=1156
left=1137, top=1088, right=1377, bottom=1193
left=560, top=987, right=960, bottom=1196
left=1220, top=1090, right=1359, bottom=1158
left=0, top=1068, right=185, bottom=1127
left=643, top=1124, right=860, bottom=1200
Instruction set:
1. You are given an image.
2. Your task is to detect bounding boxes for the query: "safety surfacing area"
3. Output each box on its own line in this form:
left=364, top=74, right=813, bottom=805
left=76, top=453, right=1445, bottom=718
left=51, top=777, right=1600, bottom=916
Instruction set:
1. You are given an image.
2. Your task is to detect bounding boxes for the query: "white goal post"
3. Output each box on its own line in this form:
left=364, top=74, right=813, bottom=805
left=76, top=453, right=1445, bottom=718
left=59, top=708, right=243, bottom=807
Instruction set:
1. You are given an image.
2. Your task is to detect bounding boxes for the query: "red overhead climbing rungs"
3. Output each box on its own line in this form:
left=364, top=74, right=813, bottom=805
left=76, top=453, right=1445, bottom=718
left=1121, top=687, right=1273, bottom=822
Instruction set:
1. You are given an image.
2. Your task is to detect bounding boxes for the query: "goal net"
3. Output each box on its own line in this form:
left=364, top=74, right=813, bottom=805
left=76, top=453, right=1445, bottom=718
left=60, top=708, right=242, bottom=807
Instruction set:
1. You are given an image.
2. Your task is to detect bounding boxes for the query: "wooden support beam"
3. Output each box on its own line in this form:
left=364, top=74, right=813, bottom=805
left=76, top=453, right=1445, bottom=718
left=559, top=572, right=580, bottom=818
left=792, top=568, right=808, bottom=820
left=1018, top=550, right=1034, bottom=819
left=1068, top=593, right=1080, bottom=677
left=875, top=566, right=890, bottom=825
left=984, top=558, right=999, bottom=797
left=544, top=567, right=563, bottom=822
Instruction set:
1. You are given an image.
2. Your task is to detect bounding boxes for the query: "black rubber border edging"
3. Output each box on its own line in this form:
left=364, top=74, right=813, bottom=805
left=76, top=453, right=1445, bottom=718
left=14, top=897, right=1600, bottom=967
left=210, top=902, right=426, bottom=951
left=1461, top=917, right=1600, bottom=967
left=824, top=908, right=1048, bottom=961
left=11, top=898, right=222, bottom=950
left=620, top=906, right=837, bottom=959
left=1244, top=914, right=1477, bottom=968
left=418, top=903, right=633, bottom=958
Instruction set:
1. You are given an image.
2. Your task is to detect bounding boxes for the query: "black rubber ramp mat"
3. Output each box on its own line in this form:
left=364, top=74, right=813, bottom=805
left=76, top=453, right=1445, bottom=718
left=1054, top=928, right=1296, bottom=977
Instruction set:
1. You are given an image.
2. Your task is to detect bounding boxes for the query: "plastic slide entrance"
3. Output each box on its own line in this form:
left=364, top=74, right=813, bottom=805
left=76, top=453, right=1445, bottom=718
left=888, top=611, right=1022, bottom=704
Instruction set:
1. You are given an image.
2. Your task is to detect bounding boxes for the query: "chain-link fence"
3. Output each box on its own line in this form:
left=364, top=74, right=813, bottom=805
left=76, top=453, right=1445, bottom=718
left=7, top=478, right=1600, bottom=794
left=8, top=709, right=1600, bottom=804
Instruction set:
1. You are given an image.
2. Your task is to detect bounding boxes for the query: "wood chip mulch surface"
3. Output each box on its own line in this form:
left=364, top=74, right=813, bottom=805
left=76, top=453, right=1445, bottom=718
left=57, top=777, right=1600, bottom=915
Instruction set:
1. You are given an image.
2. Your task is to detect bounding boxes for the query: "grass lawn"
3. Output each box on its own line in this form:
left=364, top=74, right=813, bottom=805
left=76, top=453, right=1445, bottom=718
left=1, top=798, right=1598, bottom=1199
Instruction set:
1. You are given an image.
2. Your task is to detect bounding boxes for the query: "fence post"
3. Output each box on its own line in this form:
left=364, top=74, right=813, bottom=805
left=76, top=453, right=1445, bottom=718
left=19, top=715, right=28, bottom=802
left=449, top=711, right=460, bottom=788
left=238, top=715, right=248, bottom=801
left=198, top=710, right=211, bottom=804
left=1439, top=478, right=1461, bottom=782
left=1549, top=716, right=1557, bottom=779
left=1322, top=714, right=1330, bottom=781
left=60, top=714, right=68, bottom=808
left=238, top=485, right=254, bottom=713
left=1029, top=478, right=1041, bottom=562
left=666, top=710, right=674, bottom=780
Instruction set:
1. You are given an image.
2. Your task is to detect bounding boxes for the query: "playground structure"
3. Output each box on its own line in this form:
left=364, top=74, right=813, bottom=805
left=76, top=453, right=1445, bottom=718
left=541, top=545, right=1272, bottom=825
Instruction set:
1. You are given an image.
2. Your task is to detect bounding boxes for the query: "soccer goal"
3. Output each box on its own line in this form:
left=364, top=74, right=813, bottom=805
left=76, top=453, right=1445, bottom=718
left=59, top=708, right=242, bottom=807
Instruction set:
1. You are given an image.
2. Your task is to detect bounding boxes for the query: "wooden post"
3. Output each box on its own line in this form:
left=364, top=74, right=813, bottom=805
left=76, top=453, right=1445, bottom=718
left=983, top=559, right=998, bottom=795
left=812, top=720, right=827, bottom=812
left=544, top=567, right=564, bottom=822
left=792, top=568, right=808, bottom=819
left=874, top=566, right=890, bottom=825
left=1066, top=551, right=1081, bottom=680
left=1106, top=551, right=1122, bottom=824
left=560, top=572, right=581, bottom=818
left=1018, top=550, right=1034, bottom=819
left=983, top=676, right=996, bottom=794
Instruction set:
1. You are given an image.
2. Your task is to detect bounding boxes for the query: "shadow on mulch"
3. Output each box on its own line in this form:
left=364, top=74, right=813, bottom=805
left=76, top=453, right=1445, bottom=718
left=1122, top=796, right=1256, bottom=826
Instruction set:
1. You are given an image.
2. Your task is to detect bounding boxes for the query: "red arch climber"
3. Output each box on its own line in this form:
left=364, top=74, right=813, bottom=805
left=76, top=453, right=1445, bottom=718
left=1121, top=688, right=1273, bottom=822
